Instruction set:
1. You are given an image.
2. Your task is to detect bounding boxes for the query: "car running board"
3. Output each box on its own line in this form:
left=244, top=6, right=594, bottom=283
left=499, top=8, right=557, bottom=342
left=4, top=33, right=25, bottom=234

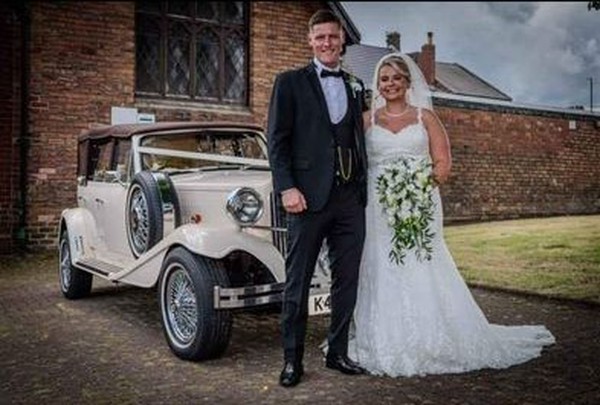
left=74, top=257, right=124, bottom=279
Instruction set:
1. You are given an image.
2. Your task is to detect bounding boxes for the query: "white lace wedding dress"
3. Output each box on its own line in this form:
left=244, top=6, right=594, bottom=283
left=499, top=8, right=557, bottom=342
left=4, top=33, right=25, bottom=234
left=348, top=110, right=555, bottom=377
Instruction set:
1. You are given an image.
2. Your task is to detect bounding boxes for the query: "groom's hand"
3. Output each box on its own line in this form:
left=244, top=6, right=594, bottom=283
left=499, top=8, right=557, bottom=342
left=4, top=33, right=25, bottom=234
left=281, top=188, right=307, bottom=213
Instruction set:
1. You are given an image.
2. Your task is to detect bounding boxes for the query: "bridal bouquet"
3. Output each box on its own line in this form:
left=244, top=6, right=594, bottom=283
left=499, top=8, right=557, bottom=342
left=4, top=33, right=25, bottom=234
left=376, top=156, right=436, bottom=265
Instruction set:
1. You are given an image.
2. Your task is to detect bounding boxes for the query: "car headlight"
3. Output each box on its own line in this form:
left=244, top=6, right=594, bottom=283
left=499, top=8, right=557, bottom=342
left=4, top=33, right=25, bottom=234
left=226, top=187, right=264, bottom=225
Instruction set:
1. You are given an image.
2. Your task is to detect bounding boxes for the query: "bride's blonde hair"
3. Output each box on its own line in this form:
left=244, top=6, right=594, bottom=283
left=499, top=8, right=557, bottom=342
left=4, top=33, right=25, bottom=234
left=377, top=56, right=411, bottom=85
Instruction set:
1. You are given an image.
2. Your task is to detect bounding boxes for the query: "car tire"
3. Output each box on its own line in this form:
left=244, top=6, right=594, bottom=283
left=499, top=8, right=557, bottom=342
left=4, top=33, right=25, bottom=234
left=58, top=229, right=92, bottom=299
left=158, top=247, right=233, bottom=361
left=126, top=171, right=164, bottom=258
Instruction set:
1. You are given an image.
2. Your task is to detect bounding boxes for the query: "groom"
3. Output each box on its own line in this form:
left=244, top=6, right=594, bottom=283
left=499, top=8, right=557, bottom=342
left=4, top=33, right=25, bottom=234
left=267, top=9, right=368, bottom=387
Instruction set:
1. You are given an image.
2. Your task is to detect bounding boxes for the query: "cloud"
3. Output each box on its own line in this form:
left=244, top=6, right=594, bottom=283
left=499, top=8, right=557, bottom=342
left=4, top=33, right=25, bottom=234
left=485, top=2, right=538, bottom=23
left=583, top=39, right=600, bottom=67
left=342, top=1, right=599, bottom=109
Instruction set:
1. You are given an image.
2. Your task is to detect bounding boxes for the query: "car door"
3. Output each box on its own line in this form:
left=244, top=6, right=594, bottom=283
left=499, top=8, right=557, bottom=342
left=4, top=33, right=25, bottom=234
left=78, top=138, right=132, bottom=257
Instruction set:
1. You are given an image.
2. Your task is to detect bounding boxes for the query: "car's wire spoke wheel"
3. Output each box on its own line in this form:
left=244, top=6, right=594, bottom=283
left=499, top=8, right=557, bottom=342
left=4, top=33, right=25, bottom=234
left=165, top=265, right=198, bottom=346
left=125, top=171, right=164, bottom=258
left=129, top=184, right=150, bottom=254
left=58, top=230, right=92, bottom=299
left=59, top=236, right=72, bottom=290
left=159, top=248, right=232, bottom=361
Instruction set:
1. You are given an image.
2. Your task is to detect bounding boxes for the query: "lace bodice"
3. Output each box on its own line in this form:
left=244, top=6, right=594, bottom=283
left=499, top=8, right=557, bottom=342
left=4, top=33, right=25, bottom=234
left=366, top=112, right=430, bottom=168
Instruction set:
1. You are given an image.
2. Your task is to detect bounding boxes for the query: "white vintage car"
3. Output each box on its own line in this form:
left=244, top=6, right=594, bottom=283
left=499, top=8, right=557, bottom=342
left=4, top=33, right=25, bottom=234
left=59, top=122, right=331, bottom=361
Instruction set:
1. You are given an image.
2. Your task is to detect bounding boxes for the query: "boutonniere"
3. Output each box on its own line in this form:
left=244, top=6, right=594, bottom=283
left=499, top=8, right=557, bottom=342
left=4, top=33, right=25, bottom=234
left=346, top=74, right=363, bottom=99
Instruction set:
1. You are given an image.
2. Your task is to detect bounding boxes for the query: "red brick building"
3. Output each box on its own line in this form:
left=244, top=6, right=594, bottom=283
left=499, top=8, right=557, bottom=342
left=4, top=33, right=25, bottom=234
left=1, top=1, right=599, bottom=253
left=1, top=1, right=358, bottom=253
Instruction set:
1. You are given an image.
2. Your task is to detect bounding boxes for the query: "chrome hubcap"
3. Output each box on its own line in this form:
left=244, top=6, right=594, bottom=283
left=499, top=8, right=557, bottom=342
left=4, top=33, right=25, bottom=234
left=129, top=185, right=149, bottom=254
left=165, top=267, right=198, bottom=345
left=59, top=239, right=72, bottom=290
left=317, top=242, right=331, bottom=278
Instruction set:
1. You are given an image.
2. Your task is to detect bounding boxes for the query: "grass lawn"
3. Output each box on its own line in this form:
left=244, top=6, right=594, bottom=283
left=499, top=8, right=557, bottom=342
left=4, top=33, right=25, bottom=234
left=445, top=215, right=600, bottom=304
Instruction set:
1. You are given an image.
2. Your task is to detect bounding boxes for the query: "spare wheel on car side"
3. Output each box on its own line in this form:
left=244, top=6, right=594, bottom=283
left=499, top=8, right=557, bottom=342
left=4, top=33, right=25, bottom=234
left=126, top=171, right=180, bottom=258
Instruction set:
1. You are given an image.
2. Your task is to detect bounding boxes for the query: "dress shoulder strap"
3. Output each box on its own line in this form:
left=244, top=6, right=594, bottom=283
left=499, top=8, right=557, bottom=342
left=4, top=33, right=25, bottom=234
left=417, top=107, right=423, bottom=124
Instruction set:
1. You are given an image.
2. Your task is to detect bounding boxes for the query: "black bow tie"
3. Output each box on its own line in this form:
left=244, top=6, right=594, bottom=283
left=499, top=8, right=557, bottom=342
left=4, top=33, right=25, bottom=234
left=320, top=69, right=343, bottom=79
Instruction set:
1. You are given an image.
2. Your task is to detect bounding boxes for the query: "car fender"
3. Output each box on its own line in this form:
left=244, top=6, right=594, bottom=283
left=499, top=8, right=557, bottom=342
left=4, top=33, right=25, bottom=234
left=112, top=224, right=285, bottom=288
left=59, top=208, right=102, bottom=263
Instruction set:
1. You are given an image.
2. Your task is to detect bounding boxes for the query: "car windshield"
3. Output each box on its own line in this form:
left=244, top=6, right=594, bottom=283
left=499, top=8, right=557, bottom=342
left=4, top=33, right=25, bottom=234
left=139, top=129, right=268, bottom=172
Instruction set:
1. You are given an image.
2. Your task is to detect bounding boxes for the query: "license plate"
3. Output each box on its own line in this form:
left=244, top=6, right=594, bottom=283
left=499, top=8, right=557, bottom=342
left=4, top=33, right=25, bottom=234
left=308, top=293, right=331, bottom=315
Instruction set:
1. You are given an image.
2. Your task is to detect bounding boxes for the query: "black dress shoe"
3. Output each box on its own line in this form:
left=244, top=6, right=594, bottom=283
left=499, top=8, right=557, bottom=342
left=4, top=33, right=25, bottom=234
left=325, top=354, right=366, bottom=375
left=279, top=361, right=303, bottom=387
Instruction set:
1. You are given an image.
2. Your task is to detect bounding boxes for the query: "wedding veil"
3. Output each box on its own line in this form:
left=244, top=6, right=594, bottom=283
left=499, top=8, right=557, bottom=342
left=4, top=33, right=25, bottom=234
left=370, top=52, right=433, bottom=115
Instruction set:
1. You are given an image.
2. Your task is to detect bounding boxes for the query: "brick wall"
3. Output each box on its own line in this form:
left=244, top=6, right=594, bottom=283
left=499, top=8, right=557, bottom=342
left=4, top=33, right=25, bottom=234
left=250, top=2, right=323, bottom=127
left=435, top=99, right=600, bottom=222
left=0, top=4, right=20, bottom=254
left=27, top=1, right=137, bottom=248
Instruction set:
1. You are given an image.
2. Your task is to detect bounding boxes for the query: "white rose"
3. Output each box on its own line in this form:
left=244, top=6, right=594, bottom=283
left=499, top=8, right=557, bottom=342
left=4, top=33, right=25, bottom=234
left=400, top=200, right=412, bottom=217
left=416, top=171, right=429, bottom=186
left=386, top=195, right=397, bottom=208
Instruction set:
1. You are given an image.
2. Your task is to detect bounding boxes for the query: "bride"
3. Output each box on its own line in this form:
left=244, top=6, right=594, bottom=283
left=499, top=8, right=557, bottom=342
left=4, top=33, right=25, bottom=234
left=347, top=53, right=555, bottom=377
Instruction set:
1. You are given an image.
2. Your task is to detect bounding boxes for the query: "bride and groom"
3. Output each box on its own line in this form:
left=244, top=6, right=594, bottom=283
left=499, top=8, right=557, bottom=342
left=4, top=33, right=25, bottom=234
left=267, top=9, right=554, bottom=387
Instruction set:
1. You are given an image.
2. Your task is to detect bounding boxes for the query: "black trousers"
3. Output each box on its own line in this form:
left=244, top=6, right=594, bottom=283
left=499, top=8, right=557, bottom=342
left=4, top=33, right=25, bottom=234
left=281, top=181, right=366, bottom=363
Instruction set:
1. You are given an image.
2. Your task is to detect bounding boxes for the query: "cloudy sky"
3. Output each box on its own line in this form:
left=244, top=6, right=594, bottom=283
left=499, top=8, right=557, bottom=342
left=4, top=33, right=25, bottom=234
left=341, top=2, right=599, bottom=110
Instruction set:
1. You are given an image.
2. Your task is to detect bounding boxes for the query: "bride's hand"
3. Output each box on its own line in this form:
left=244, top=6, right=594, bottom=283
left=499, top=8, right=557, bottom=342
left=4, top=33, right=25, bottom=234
left=424, top=109, right=452, bottom=186
left=432, top=165, right=449, bottom=185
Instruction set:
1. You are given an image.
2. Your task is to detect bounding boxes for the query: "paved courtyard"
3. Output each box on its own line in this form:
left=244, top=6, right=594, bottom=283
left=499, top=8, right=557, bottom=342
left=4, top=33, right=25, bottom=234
left=0, top=253, right=598, bottom=404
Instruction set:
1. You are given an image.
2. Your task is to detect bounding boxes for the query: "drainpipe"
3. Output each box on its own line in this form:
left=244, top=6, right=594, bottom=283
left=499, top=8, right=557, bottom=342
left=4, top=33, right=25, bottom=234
left=15, top=0, right=30, bottom=252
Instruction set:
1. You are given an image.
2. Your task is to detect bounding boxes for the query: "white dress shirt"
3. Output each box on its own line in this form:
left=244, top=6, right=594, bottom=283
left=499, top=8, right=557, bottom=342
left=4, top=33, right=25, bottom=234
left=313, top=57, right=348, bottom=124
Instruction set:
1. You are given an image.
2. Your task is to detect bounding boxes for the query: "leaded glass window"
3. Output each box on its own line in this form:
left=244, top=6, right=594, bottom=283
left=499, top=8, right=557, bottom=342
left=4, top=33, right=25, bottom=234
left=135, top=1, right=248, bottom=105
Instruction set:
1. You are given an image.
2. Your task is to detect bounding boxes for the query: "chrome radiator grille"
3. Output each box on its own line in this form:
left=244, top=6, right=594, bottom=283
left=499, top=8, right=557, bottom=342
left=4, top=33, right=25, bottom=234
left=270, top=192, right=288, bottom=257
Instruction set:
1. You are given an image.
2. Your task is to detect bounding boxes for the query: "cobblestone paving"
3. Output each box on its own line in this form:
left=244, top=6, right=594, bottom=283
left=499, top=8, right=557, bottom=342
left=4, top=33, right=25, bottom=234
left=0, top=253, right=598, bottom=404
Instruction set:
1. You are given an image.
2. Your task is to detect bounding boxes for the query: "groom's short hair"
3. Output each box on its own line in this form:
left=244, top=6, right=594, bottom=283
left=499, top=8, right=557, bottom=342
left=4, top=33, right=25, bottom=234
left=308, top=9, right=341, bottom=31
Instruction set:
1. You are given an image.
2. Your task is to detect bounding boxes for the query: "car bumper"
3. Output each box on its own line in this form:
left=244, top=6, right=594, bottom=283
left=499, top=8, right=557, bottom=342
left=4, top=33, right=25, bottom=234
left=213, top=282, right=285, bottom=309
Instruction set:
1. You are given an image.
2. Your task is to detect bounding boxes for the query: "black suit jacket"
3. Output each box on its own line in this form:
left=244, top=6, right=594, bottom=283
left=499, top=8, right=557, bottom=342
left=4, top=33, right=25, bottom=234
left=267, top=63, right=368, bottom=212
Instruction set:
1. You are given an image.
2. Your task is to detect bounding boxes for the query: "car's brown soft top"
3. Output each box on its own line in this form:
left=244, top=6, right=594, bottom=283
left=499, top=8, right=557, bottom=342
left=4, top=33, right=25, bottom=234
left=78, top=121, right=264, bottom=142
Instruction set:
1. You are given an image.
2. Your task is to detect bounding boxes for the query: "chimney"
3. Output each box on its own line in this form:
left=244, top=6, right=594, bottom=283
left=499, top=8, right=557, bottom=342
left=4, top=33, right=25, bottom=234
left=418, top=32, right=436, bottom=85
left=386, top=31, right=400, bottom=52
